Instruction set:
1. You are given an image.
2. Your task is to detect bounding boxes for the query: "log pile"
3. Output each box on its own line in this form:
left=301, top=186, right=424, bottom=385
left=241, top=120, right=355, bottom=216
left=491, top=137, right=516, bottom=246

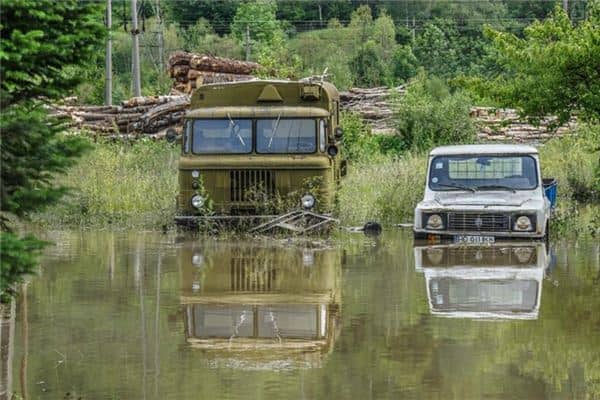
left=49, top=95, right=190, bottom=137
left=339, top=86, right=406, bottom=135
left=168, top=51, right=259, bottom=94
left=339, top=86, right=574, bottom=140
left=471, top=107, right=576, bottom=142
left=51, top=84, right=574, bottom=142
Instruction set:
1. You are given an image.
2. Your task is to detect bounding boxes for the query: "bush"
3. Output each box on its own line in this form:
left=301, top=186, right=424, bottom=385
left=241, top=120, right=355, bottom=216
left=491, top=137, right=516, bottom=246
left=393, top=73, right=476, bottom=152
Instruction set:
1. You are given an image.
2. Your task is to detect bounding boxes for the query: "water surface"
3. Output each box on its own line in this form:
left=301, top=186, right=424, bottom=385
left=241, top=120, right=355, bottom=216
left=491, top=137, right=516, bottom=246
left=2, top=231, right=599, bottom=399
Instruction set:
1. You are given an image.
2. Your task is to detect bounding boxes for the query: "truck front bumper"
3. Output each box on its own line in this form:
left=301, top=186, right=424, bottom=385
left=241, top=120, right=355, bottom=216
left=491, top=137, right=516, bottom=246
left=413, top=228, right=546, bottom=242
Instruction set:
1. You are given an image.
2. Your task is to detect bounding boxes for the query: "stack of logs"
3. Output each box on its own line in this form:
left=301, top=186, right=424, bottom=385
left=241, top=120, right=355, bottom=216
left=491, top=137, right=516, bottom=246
left=49, top=95, right=190, bottom=137
left=51, top=82, right=574, bottom=141
left=471, top=107, right=576, bottom=142
left=168, top=51, right=259, bottom=94
left=339, top=86, right=406, bottom=135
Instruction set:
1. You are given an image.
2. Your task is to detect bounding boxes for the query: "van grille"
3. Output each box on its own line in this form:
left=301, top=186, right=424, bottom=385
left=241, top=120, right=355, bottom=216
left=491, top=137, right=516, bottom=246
left=230, top=257, right=276, bottom=292
left=230, top=170, right=276, bottom=202
left=448, top=213, right=510, bottom=231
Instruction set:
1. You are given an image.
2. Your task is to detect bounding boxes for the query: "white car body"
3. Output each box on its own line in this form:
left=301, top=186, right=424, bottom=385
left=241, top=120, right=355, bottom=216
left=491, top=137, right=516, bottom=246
left=414, top=144, right=552, bottom=241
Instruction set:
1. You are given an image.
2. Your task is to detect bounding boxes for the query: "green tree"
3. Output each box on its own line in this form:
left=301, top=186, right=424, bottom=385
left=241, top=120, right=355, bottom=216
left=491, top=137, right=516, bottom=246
left=349, top=40, right=390, bottom=87
left=471, top=3, right=600, bottom=124
left=0, top=0, right=104, bottom=301
left=391, top=45, right=418, bottom=83
left=394, top=72, right=476, bottom=152
left=230, top=0, right=282, bottom=54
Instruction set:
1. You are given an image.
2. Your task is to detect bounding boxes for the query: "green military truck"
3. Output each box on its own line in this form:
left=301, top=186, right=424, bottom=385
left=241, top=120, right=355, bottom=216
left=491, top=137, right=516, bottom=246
left=174, top=79, right=346, bottom=227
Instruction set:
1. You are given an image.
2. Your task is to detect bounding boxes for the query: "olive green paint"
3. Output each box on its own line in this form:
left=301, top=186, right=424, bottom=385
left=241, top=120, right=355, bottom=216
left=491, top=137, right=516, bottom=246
left=177, top=80, right=344, bottom=215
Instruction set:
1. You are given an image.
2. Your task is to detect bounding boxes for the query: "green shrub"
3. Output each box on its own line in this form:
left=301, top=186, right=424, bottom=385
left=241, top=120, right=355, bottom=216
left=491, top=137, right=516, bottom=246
left=393, top=73, right=476, bottom=152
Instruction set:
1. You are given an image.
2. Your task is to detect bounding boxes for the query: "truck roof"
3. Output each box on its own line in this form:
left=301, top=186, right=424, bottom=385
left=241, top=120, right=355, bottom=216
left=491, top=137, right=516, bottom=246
left=429, top=144, right=539, bottom=156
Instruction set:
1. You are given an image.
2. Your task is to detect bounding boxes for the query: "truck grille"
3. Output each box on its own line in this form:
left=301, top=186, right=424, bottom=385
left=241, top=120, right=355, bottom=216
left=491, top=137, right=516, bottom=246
left=230, top=257, right=276, bottom=292
left=448, top=213, right=510, bottom=231
left=230, top=170, right=276, bottom=202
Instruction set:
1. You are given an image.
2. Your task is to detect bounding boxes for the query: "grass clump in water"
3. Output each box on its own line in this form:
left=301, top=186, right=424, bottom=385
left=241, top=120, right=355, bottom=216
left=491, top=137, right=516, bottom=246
left=35, top=139, right=179, bottom=229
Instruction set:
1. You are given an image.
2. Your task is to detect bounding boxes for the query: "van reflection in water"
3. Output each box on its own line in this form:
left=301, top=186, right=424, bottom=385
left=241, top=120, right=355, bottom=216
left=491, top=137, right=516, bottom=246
left=414, top=243, right=549, bottom=320
left=179, top=242, right=341, bottom=369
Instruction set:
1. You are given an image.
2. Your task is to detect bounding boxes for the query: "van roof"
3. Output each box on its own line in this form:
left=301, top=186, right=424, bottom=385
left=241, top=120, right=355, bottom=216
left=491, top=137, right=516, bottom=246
left=429, top=144, right=539, bottom=156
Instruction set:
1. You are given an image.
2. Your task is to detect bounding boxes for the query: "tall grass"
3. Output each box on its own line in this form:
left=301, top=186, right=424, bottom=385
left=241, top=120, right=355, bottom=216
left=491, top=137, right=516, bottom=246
left=34, top=139, right=179, bottom=229
left=338, top=153, right=427, bottom=226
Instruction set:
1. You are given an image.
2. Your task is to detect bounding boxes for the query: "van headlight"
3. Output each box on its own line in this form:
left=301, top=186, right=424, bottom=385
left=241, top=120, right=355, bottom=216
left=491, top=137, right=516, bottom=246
left=426, top=214, right=444, bottom=230
left=191, top=194, right=205, bottom=209
left=514, top=215, right=533, bottom=231
left=301, top=193, right=315, bottom=209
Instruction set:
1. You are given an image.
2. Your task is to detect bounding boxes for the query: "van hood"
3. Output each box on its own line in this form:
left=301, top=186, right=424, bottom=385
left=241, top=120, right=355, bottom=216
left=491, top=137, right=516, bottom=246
left=435, top=192, right=533, bottom=207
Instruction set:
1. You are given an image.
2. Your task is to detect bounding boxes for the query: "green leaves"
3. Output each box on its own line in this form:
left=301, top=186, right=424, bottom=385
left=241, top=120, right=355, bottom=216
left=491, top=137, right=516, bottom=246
left=0, top=0, right=105, bottom=107
left=473, top=3, right=600, bottom=124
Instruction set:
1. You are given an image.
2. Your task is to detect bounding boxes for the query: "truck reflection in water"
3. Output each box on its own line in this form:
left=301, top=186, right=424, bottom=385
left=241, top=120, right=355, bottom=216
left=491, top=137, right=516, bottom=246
left=414, top=243, right=549, bottom=320
left=179, top=242, right=341, bottom=369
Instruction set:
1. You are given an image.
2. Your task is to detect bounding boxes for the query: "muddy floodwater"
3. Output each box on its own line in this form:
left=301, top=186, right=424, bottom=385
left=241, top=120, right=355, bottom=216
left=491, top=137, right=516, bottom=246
left=2, top=231, right=599, bottom=399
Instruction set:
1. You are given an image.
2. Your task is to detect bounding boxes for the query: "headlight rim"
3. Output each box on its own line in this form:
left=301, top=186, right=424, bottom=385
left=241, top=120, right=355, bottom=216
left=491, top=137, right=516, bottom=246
left=426, top=213, right=444, bottom=230
left=514, top=215, right=533, bottom=231
left=191, top=194, right=205, bottom=209
left=301, top=193, right=316, bottom=209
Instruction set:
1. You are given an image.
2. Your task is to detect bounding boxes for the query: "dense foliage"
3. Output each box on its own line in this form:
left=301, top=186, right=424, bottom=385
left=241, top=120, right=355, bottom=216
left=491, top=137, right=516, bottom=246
left=74, top=0, right=588, bottom=102
left=467, top=3, right=600, bottom=124
left=0, top=0, right=104, bottom=301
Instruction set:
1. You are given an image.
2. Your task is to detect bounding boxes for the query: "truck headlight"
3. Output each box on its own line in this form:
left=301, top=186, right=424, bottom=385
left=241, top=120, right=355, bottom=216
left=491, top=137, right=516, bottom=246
left=191, top=194, right=205, bottom=209
left=426, top=214, right=444, bottom=229
left=301, top=193, right=315, bottom=209
left=514, top=215, right=532, bottom=231
left=191, top=170, right=200, bottom=178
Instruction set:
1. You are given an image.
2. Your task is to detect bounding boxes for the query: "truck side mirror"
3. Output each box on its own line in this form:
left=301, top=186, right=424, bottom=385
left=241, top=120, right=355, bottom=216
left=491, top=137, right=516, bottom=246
left=334, top=127, right=343, bottom=140
left=166, top=128, right=178, bottom=144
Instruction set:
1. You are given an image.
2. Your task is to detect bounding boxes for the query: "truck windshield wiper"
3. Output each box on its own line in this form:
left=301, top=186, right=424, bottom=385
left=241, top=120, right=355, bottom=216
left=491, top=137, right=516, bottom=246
left=436, top=182, right=476, bottom=192
left=267, top=113, right=282, bottom=149
left=227, top=112, right=245, bottom=147
left=474, top=184, right=516, bottom=193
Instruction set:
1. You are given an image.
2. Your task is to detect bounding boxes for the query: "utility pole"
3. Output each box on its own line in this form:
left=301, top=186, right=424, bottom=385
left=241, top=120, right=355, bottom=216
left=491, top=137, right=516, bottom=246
left=244, top=25, right=251, bottom=61
left=131, top=0, right=142, bottom=97
left=563, top=0, right=569, bottom=14
left=105, top=0, right=112, bottom=106
left=154, top=0, right=164, bottom=72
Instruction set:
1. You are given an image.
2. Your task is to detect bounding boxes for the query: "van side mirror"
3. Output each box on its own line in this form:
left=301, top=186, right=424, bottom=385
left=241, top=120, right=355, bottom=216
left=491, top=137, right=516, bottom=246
left=334, top=127, right=343, bottom=140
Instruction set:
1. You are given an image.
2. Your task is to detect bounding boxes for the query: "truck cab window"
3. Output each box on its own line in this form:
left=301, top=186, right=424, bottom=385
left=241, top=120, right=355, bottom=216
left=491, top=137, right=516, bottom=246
left=256, top=119, right=317, bottom=154
left=192, top=119, right=252, bottom=154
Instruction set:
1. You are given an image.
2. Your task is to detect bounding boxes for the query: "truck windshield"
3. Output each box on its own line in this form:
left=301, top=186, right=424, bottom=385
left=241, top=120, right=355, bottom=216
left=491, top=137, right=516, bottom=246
left=429, top=155, right=538, bottom=191
left=192, top=119, right=252, bottom=154
left=256, top=119, right=316, bottom=154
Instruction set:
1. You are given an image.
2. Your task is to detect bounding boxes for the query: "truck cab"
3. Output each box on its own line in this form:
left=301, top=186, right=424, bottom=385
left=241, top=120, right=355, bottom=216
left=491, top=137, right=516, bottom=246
left=414, top=144, right=554, bottom=243
left=175, top=80, right=345, bottom=225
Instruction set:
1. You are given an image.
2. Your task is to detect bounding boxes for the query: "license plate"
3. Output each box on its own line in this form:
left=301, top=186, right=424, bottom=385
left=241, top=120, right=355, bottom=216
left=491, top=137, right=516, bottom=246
left=453, top=235, right=495, bottom=245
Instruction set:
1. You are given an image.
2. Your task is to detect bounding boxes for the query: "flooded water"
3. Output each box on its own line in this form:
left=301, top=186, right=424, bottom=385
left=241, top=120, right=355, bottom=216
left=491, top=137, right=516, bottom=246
left=2, top=230, right=599, bottom=399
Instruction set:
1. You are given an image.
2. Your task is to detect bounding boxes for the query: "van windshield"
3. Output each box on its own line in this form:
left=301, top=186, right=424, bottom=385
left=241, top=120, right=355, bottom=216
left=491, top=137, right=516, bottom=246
left=429, top=155, right=538, bottom=191
left=192, top=119, right=252, bottom=154
left=256, top=119, right=316, bottom=154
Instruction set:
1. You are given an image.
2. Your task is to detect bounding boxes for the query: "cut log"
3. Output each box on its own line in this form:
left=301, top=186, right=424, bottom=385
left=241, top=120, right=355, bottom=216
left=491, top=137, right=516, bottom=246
left=188, top=54, right=260, bottom=75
